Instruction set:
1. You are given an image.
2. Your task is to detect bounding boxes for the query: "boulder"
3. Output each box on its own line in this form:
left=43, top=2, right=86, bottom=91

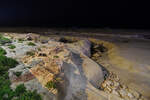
left=22, top=40, right=105, bottom=100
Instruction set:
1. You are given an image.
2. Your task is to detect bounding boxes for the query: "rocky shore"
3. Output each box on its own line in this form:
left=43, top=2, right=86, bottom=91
left=0, top=33, right=148, bottom=100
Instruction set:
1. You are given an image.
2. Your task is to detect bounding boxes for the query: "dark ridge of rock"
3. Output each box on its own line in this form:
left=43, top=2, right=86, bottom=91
left=58, top=37, right=76, bottom=43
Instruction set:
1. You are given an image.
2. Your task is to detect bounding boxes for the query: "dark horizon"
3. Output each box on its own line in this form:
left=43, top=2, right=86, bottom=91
left=0, top=1, right=149, bottom=29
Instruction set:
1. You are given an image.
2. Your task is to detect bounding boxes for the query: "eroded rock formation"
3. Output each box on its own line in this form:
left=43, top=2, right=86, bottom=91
left=21, top=40, right=105, bottom=100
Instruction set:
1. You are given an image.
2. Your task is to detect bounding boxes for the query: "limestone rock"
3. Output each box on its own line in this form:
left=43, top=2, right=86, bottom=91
left=26, top=33, right=39, bottom=41
left=67, top=39, right=91, bottom=57
left=4, top=33, right=147, bottom=100
left=21, top=40, right=105, bottom=100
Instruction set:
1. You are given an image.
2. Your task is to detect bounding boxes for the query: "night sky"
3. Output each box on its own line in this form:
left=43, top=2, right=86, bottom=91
left=0, top=1, right=149, bottom=28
